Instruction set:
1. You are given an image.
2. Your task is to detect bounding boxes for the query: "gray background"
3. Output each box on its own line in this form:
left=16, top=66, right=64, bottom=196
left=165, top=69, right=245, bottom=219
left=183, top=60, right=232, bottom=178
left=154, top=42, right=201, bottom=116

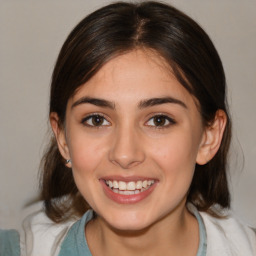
left=0, top=0, right=255, bottom=230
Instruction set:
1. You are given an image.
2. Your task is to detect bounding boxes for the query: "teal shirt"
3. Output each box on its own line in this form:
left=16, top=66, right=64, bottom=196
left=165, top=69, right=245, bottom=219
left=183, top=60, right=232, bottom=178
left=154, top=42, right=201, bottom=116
left=0, top=229, right=20, bottom=256
left=58, top=210, right=94, bottom=256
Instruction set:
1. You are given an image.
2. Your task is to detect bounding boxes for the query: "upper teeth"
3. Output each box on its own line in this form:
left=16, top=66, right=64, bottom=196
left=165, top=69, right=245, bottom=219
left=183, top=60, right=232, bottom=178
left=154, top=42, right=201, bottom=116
left=105, top=180, right=155, bottom=191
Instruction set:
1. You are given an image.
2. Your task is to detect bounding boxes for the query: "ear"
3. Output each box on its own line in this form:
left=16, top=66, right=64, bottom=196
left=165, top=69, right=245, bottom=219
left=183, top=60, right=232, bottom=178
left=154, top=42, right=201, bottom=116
left=50, top=112, right=71, bottom=167
left=196, top=110, right=227, bottom=165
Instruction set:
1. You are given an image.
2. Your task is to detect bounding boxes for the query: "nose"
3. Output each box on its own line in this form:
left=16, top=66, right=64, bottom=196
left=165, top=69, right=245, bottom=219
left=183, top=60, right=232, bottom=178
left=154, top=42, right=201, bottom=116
left=108, top=124, right=145, bottom=169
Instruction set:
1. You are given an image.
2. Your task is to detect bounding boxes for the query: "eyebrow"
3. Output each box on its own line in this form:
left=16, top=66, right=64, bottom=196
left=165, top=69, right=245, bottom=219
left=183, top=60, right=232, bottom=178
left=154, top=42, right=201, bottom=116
left=71, top=96, right=187, bottom=110
left=72, top=97, right=115, bottom=109
left=138, top=97, right=187, bottom=109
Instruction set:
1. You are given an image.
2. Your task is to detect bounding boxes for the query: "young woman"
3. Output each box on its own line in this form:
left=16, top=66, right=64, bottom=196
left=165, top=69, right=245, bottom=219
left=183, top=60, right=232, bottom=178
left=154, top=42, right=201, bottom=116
left=1, top=1, right=255, bottom=255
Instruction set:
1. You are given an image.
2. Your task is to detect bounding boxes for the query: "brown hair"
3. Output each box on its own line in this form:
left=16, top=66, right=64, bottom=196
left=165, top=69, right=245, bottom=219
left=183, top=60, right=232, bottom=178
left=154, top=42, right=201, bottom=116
left=40, top=1, right=231, bottom=222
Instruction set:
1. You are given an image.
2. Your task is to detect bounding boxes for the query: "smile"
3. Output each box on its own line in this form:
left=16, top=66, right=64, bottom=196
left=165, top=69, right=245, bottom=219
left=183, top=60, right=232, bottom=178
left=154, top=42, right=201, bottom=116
left=104, top=180, right=155, bottom=195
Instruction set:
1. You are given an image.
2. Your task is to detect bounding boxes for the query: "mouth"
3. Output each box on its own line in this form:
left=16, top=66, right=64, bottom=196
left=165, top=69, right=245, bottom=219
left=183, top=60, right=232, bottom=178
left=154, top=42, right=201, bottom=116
left=104, top=179, right=155, bottom=195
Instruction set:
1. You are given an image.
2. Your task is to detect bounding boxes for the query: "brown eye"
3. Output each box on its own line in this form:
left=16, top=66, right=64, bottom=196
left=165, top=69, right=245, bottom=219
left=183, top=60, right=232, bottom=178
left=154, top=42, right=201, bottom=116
left=91, top=115, right=104, bottom=126
left=153, top=116, right=167, bottom=126
left=82, top=114, right=110, bottom=127
left=146, top=115, right=175, bottom=127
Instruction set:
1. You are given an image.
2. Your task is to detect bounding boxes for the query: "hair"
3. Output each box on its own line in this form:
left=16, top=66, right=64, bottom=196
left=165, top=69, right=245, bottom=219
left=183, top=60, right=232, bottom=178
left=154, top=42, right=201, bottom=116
left=40, top=1, right=231, bottom=222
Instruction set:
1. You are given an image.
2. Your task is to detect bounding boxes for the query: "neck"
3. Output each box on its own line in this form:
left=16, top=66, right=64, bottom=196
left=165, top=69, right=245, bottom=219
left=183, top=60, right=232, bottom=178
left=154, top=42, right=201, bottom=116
left=86, top=204, right=199, bottom=256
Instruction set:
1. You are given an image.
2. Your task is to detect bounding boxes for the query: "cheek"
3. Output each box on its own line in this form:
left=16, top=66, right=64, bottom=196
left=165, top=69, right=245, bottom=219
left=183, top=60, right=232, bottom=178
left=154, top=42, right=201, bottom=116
left=149, top=132, right=198, bottom=168
left=68, top=133, right=106, bottom=178
left=148, top=132, right=199, bottom=189
left=68, top=136, right=106, bottom=206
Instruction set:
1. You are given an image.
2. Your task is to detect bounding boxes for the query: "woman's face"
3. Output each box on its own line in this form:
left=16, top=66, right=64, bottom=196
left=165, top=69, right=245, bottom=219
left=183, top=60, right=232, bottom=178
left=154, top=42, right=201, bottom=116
left=59, top=50, right=207, bottom=231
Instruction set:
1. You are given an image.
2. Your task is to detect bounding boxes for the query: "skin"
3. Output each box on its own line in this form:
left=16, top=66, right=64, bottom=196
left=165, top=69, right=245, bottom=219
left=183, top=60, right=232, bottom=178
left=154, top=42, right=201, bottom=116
left=51, top=49, right=227, bottom=256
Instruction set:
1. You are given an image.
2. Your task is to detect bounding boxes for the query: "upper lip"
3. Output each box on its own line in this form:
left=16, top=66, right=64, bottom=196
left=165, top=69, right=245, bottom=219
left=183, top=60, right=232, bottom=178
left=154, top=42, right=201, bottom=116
left=100, top=175, right=158, bottom=182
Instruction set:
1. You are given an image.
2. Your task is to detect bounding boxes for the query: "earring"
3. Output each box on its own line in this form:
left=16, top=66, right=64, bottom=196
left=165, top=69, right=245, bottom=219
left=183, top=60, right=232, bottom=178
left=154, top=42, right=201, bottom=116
left=66, top=159, right=71, bottom=164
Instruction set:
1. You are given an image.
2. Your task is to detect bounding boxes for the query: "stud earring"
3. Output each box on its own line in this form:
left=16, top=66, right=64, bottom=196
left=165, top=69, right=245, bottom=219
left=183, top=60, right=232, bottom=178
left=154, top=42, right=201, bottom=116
left=66, top=159, right=71, bottom=164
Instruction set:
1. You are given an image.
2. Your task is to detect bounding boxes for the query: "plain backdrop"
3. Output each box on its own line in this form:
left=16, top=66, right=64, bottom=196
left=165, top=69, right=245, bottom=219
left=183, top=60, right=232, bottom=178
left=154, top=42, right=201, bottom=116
left=0, top=0, right=255, bottom=230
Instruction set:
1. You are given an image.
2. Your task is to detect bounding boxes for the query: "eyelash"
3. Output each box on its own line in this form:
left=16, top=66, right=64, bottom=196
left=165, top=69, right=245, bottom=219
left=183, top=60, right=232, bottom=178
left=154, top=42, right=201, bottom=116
left=81, top=113, right=176, bottom=129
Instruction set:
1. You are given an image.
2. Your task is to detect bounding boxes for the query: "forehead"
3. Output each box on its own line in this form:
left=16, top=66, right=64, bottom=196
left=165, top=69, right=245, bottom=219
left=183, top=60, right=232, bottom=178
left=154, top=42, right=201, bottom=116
left=70, top=49, right=195, bottom=108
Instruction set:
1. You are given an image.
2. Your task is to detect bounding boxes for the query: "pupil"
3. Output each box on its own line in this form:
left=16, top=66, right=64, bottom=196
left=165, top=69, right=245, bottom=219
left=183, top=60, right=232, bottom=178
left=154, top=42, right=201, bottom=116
left=154, top=116, right=165, bottom=126
left=92, top=116, right=103, bottom=126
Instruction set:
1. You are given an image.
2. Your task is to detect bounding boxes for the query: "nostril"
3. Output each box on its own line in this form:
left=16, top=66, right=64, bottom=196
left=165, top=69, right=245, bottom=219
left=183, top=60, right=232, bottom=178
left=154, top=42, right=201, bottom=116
left=110, top=158, right=143, bottom=169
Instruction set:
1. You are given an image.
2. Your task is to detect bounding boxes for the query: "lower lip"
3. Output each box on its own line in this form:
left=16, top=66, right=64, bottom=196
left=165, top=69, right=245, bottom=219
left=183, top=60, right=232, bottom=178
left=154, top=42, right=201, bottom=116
left=100, top=180, right=157, bottom=204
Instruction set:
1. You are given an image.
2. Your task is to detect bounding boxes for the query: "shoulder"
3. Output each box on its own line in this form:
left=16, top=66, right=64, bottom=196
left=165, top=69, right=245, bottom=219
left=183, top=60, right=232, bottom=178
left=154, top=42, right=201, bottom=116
left=200, top=211, right=256, bottom=256
left=21, top=207, right=78, bottom=256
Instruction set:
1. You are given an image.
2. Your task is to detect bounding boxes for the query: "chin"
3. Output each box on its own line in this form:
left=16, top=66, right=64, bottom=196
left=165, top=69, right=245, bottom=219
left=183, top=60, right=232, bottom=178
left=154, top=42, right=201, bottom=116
left=109, top=219, right=151, bottom=232
left=100, top=209, right=155, bottom=232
